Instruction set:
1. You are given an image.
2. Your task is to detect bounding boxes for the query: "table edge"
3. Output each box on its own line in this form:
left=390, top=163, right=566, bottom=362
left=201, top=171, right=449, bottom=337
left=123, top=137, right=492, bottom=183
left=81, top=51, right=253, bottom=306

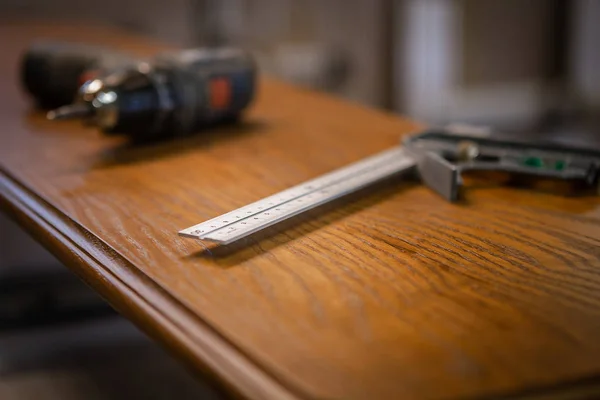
left=0, top=167, right=302, bottom=400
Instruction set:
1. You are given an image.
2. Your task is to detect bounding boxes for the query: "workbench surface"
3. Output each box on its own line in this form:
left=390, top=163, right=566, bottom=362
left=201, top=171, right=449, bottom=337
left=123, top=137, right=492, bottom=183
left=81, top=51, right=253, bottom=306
left=2, top=21, right=600, bottom=400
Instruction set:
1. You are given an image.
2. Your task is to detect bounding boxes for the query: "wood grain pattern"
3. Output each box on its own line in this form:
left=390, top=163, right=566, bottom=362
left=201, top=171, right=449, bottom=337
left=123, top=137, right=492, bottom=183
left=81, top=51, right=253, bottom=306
left=2, top=21, right=600, bottom=400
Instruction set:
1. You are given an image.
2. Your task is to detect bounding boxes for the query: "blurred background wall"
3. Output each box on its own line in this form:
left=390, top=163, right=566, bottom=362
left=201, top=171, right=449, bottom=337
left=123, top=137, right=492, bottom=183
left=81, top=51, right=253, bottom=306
left=2, top=0, right=599, bottom=126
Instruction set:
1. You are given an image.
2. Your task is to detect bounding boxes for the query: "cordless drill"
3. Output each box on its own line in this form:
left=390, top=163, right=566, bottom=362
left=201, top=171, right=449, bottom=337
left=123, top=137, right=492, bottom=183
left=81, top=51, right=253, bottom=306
left=21, top=42, right=257, bottom=140
left=48, top=47, right=257, bottom=140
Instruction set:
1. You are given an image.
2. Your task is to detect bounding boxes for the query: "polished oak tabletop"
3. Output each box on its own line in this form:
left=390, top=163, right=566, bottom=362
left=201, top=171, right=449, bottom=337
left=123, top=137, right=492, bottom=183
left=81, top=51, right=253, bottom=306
left=2, top=21, right=600, bottom=400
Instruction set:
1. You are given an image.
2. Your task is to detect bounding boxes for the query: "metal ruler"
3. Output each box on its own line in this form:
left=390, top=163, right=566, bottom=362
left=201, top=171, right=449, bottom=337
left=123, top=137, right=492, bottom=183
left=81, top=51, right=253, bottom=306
left=179, top=147, right=417, bottom=244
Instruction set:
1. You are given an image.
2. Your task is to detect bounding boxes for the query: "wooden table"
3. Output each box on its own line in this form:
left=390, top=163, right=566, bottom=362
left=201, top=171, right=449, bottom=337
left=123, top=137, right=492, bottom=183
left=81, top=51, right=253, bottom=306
left=2, top=22, right=600, bottom=400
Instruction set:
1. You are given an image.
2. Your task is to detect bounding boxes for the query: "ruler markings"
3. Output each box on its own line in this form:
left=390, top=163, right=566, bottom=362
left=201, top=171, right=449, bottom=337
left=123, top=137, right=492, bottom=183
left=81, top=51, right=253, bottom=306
left=179, top=147, right=405, bottom=237
left=203, top=153, right=416, bottom=244
left=179, top=146, right=416, bottom=244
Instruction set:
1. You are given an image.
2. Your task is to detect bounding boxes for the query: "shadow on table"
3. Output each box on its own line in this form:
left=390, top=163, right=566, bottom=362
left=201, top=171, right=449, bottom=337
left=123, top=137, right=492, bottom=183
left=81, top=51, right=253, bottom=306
left=183, top=168, right=600, bottom=267
left=24, top=110, right=269, bottom=168
left=92, top=119, right=269, bottom=168
left=184, top=174, right=419, bottom=267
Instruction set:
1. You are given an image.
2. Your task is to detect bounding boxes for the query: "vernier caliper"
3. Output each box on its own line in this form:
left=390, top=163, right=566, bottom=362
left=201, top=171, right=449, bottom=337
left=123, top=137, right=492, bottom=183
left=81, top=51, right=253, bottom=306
left=179, top=128, right=600, bottom=245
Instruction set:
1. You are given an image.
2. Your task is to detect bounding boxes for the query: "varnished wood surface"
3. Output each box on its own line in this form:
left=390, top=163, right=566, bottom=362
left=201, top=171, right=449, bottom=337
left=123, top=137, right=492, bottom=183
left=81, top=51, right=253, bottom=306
left=2, top=21, right=600, bottom=400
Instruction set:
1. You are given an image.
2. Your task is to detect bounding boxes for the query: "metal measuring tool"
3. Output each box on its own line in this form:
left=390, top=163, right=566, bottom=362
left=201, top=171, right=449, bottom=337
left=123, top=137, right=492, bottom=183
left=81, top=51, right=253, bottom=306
left=179, top=128, right=600, bottom=245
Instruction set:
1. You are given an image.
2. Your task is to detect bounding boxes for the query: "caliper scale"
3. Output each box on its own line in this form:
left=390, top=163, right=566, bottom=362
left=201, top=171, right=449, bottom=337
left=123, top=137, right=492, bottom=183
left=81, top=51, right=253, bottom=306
left=179, top=129, right=600, bottom=245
